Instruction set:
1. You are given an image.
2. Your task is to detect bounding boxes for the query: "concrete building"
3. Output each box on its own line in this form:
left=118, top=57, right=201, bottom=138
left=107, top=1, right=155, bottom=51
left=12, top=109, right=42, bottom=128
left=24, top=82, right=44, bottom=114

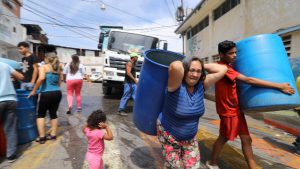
left=0, top=0, right=25, bottom=60
left=55, top=45, right=103, bottom=75
left=175, top=0, right=300, bottom=63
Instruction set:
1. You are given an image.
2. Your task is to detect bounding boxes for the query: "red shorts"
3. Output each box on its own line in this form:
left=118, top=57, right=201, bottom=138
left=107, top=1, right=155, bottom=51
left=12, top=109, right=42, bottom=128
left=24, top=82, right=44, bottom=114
left=219, top=113, right=250, bottom=141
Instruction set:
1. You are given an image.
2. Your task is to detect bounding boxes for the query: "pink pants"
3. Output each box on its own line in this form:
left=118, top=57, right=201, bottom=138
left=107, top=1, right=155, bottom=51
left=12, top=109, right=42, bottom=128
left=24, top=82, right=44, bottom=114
left=66, top=79, right=83, bottom=109
left=86, top=152, right=103, bottom=169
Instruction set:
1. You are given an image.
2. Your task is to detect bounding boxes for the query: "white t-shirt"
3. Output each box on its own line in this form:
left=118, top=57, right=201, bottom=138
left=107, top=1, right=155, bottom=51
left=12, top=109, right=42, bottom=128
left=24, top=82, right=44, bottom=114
left=63, top=63, right=86, bottom=80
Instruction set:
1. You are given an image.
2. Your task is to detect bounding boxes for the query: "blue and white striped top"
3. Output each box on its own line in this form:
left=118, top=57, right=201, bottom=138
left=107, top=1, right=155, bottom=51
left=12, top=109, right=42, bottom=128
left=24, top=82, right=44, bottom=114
left=159, top=82, right=205, bottom=141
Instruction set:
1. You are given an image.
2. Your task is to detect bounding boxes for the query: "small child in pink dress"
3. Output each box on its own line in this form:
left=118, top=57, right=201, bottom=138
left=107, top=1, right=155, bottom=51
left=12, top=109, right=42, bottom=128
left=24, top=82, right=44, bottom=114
left=82, top=109, right=113, bottom=169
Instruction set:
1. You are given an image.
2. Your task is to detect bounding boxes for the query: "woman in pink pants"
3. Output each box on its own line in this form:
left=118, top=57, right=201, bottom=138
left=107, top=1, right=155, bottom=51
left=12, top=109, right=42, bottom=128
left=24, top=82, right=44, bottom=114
left=63, top=54, right=87, bottom=114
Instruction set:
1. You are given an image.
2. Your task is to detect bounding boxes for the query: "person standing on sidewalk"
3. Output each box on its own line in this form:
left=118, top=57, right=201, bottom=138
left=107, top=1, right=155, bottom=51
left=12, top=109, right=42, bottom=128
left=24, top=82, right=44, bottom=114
left=0, top=62, right=24, bottom=162
left=206, top=40, right=295, bottom=169
left=63, top=54, right=88, bottom=114
left=118, top=52, right=139, bottom=116
left=17, top=41, right=38, bottom=90
left=29, top=52, right=63, bottom=144
left=157, top=58, right=227, bottom=168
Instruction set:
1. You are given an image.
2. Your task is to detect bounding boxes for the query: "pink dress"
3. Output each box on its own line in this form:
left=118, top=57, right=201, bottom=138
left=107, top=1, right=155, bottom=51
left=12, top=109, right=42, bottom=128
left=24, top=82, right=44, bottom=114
left=84, top=128, right=105, bottom=169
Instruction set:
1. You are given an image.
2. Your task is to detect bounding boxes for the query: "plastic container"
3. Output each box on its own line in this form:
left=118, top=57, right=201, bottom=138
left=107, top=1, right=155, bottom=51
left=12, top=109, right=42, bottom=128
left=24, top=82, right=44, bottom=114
left=0, top=57, right=22, bottom=69
left=16, top=89, right=38, bottom=144
left=0, top=120, right=6, bottom=157
left=133, top=49, right=185, bottom=135
left=235, top=34, right=300, bottom=112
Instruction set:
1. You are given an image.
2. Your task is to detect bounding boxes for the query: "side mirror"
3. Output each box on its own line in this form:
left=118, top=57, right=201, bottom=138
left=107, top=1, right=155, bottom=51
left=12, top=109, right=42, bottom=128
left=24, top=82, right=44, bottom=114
left=163, top=43, right=168, bottom=50
left=110, top=36, right=115, bottom=43
left=98, top=43, right=103, bottom=51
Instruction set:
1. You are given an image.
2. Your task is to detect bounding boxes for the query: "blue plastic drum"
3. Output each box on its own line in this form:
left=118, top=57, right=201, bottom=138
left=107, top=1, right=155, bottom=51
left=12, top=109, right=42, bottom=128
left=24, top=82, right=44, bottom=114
left=133, top=49, right=185, bottom=135
left=235, top=34, right=300, bottom=112
left=0, top=58, right=22, bottom=69
left=16, top=89, right=38, bottom=144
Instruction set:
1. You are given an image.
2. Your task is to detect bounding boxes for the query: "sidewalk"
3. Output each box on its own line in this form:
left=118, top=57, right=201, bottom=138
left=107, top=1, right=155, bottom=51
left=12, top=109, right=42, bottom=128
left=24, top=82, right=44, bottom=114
left=197, top=99, right=300, bottom=169
left=205, top=90, right=300, bottom=137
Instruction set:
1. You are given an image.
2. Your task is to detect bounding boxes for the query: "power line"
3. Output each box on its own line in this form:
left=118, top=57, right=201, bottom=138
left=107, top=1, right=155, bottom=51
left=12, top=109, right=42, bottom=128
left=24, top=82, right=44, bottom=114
left=26, top=0, right=106, bottom=31
left=1, top=13, right=99, bottom=30
left=171, top=0, right=177, bottom=11
left=22, top=2, right=98, bottom=38
left=22, top=6, right=98, bottom=41
left=97, top=0, right=168, bottom=27
left=164, top=0, right=175, bottom=20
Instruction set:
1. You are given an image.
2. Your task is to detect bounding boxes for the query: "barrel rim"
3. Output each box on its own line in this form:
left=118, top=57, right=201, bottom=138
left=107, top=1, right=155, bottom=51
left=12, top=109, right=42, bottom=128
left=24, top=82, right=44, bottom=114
left=237, top=34, right=280, bottom=45
left=144, top=49, right=185, bottom=68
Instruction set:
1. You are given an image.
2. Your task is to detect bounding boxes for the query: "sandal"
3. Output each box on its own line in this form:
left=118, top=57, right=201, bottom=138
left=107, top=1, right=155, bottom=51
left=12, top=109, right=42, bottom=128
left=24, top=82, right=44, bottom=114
left=46, top=134, right=56, bottom=140
left=35, top=137, right=46, bottom=144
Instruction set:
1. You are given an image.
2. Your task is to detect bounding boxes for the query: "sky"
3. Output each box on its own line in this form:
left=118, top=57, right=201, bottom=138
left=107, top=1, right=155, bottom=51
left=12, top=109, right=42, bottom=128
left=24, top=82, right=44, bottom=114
left=20, top=0, right=200, bottom=52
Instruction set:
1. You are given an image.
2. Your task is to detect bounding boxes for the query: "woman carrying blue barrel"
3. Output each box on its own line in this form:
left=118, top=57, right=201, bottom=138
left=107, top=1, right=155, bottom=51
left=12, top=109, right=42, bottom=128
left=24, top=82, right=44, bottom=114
left=157, top=57, right=228, bottom=168
left=29, top=48, right=63, bottom=144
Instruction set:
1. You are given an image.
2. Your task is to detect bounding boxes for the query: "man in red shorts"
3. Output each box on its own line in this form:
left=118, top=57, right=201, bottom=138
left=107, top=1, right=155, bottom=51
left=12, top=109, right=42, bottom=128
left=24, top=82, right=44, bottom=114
left=206, top=40, right=295, bottom=169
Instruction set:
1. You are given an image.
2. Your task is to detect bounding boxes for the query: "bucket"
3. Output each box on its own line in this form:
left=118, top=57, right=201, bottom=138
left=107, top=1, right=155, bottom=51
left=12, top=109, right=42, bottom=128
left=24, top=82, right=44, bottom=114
left=16, top=89, right=38, bottom=144
left=235, top=34, right=300, bottom=112
left=133, top=49, right=185, bottom=135
left=0, top=120, right=6, bottom=157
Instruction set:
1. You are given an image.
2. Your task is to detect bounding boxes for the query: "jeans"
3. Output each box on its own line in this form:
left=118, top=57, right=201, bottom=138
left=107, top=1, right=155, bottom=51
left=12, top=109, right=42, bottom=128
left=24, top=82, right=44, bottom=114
left=0, top=101, right=18, bottom=157
left=118, top=83, right=137, bottom=112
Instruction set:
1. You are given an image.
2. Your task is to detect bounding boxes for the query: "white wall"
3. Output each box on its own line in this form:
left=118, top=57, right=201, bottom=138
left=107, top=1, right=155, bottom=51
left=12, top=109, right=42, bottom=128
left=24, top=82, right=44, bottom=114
left=180, top=0, right=300, bottom=60
left=290, top=31, right=300, bottom=57
left=56, top=47, right=103, bottom=75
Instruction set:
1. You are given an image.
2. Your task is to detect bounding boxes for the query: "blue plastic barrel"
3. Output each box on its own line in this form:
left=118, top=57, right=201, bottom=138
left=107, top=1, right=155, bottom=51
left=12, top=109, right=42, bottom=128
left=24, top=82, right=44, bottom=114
left=0, top=58, right=22, bottom=69
left=235, top=34, right=300, bottom=112
left=16, top=89, right=38, bottom=144
left=133, top=49, right=185, bottom=135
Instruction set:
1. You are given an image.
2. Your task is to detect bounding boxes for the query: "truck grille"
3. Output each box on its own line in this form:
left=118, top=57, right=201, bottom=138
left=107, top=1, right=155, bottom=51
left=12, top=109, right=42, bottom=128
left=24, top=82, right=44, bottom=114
left=109, top=57, right=142, bottom=71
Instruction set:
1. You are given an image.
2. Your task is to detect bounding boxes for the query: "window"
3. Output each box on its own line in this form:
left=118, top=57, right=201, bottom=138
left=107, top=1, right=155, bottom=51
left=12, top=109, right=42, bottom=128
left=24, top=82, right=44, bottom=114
left=213, top=0, right=240, bottom=21
left=95, top=50, right=100, bottom=57
left=187, top=30, right=192, bottom=40
left=76, top=49, right=86, bottom=56
left=212, top=54, right=220, bottom=62
left=202, top=57, right=209, bottom=63
left=281, top=35, right=292, bottom=57
left=191, top=16, right=209, bottom=37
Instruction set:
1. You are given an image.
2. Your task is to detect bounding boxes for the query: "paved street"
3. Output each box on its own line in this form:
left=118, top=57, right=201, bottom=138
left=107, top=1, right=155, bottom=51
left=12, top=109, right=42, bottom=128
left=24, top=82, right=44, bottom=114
left=0, top=82, right=299, bottom=169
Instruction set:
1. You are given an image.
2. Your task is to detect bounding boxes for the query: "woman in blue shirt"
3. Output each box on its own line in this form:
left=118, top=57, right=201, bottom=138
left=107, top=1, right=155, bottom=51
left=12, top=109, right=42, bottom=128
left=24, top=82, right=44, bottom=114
left=157, top=57, right=227, bottom=168
left=29, top=52, right=63, bottom=144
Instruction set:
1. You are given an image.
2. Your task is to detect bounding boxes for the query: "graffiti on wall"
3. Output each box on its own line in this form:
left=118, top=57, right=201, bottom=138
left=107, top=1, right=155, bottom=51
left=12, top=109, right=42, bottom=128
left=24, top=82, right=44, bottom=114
left=188, top=35, right=202, bottom=57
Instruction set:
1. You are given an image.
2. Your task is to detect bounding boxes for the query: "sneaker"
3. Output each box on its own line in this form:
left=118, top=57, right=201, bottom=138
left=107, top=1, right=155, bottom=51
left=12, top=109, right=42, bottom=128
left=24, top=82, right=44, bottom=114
left=118, top=111, right=128, bottom=116
left=66, top=110, right=71, bottom=115
left=7, top=154, right=17, bottom=163
left=206, top=161, right=219, bottom=169
left=77, top=107, right=82, bottom=112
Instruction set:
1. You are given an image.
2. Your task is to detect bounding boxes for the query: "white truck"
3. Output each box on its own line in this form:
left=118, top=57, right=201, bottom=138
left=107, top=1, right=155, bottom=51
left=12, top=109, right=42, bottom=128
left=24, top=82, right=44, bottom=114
left=98, top=27, right=167, bottom=95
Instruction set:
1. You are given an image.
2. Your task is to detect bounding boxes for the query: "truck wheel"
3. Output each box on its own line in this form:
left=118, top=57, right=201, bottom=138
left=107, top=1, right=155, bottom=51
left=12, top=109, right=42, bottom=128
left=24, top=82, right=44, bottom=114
left=103, top=86, right=112, bottom=95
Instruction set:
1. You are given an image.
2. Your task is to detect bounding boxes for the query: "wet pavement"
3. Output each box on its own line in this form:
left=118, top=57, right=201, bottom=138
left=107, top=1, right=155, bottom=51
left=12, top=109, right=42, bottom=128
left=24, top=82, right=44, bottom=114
left=0, top=82, right=299, bottom=169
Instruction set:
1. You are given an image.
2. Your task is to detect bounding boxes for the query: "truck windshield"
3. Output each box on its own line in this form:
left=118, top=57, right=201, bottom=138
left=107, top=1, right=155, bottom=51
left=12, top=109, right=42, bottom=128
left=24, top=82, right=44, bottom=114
left=108, top=31, right=159, bottom=55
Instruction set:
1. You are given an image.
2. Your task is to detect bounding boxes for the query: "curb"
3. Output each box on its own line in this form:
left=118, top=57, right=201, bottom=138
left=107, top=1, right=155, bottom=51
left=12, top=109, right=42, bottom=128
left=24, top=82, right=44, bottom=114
left=264, top=118, right=300, bottom=136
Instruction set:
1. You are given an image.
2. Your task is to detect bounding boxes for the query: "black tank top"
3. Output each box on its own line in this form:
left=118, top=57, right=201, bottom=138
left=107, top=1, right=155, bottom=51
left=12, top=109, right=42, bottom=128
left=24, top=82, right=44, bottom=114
left=124, top=61, right=136, bottom=83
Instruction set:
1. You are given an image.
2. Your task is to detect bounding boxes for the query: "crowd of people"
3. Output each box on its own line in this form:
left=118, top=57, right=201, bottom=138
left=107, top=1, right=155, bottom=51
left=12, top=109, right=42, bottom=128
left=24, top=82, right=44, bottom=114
left=0, top=40, right=298, bottom=169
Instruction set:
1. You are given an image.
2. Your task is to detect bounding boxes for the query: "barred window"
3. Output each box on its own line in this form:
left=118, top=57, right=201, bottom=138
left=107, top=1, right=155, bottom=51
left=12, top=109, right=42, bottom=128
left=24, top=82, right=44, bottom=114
left=213, top=0, right=240, bottom=21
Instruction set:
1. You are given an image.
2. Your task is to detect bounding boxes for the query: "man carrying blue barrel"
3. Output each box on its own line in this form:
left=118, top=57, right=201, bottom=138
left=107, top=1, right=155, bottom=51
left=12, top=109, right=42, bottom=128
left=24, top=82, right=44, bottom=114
left=206, top=40, right=295, bottom=169
left=0, top=62, right=24, bottom=162
left=118, top=52, right=139, bottom=116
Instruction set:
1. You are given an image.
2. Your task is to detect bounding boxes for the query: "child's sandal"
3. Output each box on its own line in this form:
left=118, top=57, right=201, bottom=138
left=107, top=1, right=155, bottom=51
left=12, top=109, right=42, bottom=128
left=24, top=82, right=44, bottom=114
left=46, top=134, right=56, bottom=140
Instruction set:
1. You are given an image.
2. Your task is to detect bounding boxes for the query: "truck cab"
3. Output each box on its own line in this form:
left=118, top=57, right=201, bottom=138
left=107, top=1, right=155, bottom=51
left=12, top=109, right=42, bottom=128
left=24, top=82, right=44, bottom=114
left=99, top=28, right=167, bottom=95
